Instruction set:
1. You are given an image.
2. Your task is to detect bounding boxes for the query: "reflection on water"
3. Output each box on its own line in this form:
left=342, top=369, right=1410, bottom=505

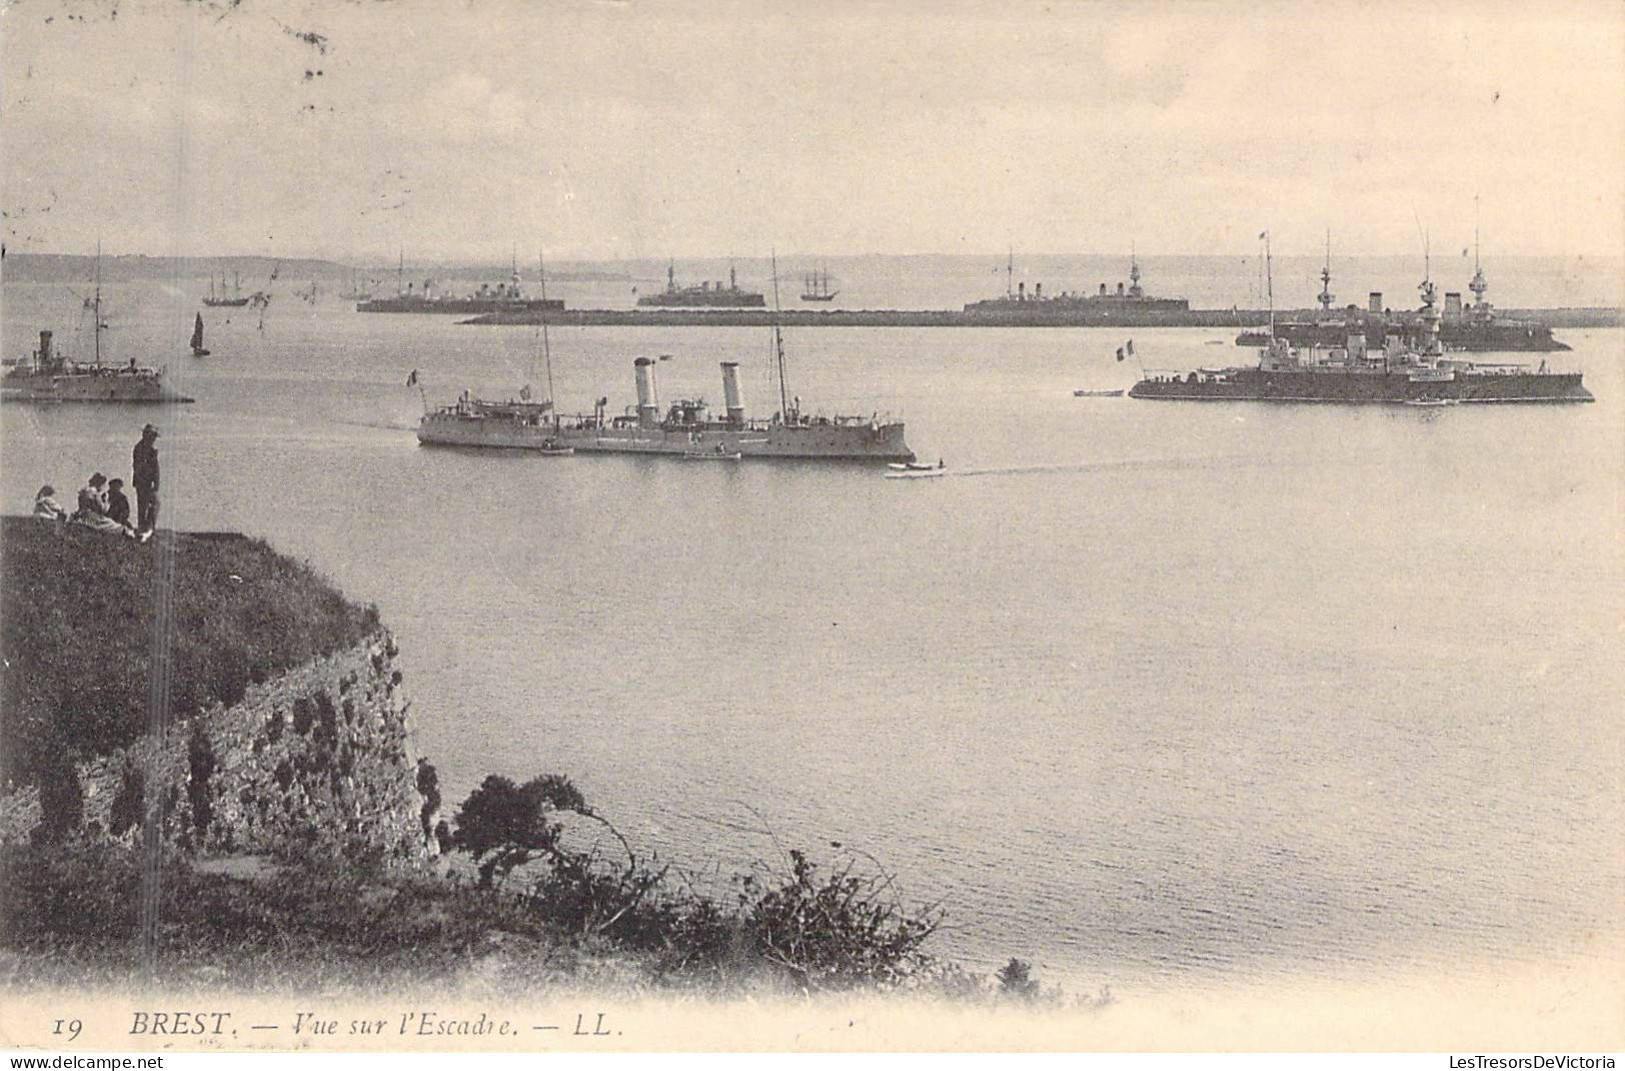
left=3, top=279, right=1622, bottom=992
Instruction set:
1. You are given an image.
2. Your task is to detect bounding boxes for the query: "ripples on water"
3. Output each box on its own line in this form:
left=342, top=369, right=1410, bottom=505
left=2, top=281, right=1621, bottom=992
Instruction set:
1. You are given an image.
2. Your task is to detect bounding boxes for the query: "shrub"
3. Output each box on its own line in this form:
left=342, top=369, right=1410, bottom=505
left=742, top=849, right=941, bottom=990
left=32, top=741, right=84, bottom=847
left=186, top=728, right=217, bottom=837
left=415, top=759, right=441, bottom=841
left=996, top=957, right=1041, bottom=1000
left=109, top=760, right=145, bottom=837
left=452, top=773, right=585, bottom=888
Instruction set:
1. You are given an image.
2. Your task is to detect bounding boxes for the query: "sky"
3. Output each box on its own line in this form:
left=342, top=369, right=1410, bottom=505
left=3, top=0, right=1623, bottom=262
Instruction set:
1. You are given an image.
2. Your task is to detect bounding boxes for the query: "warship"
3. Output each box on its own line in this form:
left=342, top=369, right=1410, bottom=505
left=3, top=329, right=193, bottom=404
left=550, top=356, right=913, bottom=461
left=422, top=256, right=914, bottom=462
left=362, top=254, right=566, bottom=314
left=962, top=254, right=1192, bottom=325
left=1235, top=234, right=1567, bottom=352
left=637, top=263, right=767, bottom=308
left=564, top=257, right=908, bottom=460
left=359, top=282, right=565, bottom=315
left=417, top=252, right=571, bottom=451
left=417, top=391, right=571, bottom=451
left=1133, top=239, right=1591, bottom=405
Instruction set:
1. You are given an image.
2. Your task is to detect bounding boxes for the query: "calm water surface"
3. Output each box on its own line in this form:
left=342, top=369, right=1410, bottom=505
left=3, top=281, right=1621, bottom=992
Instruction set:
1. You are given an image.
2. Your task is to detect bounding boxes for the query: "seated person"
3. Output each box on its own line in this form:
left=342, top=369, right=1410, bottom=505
left=106, top=478, right=132, bottom=528
left=75, top=473, right=109, bottom=519
left=33, top=485, right=69, bottom=522
left=72, top=473, right=140, bottom=539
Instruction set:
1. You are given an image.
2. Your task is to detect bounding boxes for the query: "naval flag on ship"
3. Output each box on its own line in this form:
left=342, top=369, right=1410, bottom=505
left=520, top=384, right=532, bottom=401
left=406, top=369, right=418, bottom=387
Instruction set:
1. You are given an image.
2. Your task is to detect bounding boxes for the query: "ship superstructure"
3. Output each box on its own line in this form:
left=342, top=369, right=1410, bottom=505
left=1136, top=240, right=1591, bottom=404
left=361, top=254, right=566, bottom=314
left=4, top=252, right=191, bottom=403
left=550, top=357, right=912, bottom=461
left=963, top=254, right=1191, bottom=324
left=3, top=329, right=193, bottom=404
left=637, top=262, right=767, bottom=308
left=1236, top=226, right=1567, bottom=352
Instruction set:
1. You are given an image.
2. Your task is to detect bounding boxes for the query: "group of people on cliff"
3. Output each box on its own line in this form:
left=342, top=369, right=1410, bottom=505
left=33, top=424, right=161, bottom=542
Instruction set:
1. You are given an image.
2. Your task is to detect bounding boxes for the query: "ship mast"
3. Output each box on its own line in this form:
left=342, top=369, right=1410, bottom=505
left=1263, top=230, right=1274, bottom=338
left=1469, top=194, right=1488, bottom=307
left=537, top=248, right=556, bottom=426
left=771, top=249, right=790, bottom=421
left=93, top=240, right=103, bottom=365
left=1006, top=246, right=1014, bottom=299
left=1318, top=229, right=1335, bottom=314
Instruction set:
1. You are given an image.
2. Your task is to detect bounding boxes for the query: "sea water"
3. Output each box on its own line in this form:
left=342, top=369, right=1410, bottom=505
left=2, top=278, right=1620, bottom=994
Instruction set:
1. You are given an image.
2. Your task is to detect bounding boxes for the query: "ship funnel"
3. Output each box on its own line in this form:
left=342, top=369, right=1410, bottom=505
left=1368, top=291, right=1383, bottom=314
left=1346, top=330, right=1367, bottom=360
left=720, top=361, right=745, bottom=424
left=37, top=330, right=52, bottom=368
left=634, top=357, right=660, bottom=427
left=1035, top=283, right=1043, bottom=299
left=1443, top=292, right=1463, bottom=321
left=1018, top=281, right=1025, bottom=301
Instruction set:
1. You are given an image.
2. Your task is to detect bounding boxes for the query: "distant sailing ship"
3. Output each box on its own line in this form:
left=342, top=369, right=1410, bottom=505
left=203, top=270, right=251, bottom=308
left=800, top=268, right=838, bottom=302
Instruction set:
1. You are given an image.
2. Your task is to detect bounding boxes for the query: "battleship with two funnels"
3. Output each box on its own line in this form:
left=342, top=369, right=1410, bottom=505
left=962, top=255, right=1192, bottom=325
left=1132, top=276, right=1592, bottom=404
left=637, top=263, right=767, bottom=308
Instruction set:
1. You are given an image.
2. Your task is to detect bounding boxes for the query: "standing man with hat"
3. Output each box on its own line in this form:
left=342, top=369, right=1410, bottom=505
left=133, top=424, right=161, bottom=534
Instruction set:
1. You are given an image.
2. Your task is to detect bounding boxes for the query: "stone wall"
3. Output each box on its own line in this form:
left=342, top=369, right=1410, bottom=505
left=4, top=631, right=436, bottom=867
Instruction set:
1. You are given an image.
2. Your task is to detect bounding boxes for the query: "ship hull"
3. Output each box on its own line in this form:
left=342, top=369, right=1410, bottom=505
left=2, top=371, right=193, bottom=403
left=358, top=297, right=565, bottom=314
left=417, top=414, right=567, bottom=449
left=1237, top=318, right=1569, bottom=352
left=420, top=415, right=912, bottom=461
left=636, top=293, right=767, bottom=308
left=1129, top=368, right=1593, bottom=404
left=556, top=420, right=913, bottom=461
left=423, top=416, right=912, bottom=461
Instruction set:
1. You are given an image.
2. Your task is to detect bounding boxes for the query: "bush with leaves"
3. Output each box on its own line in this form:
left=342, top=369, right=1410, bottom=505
left=743, top=848, right=941, bottom=990
left=451, top=773, right=586, bottom=888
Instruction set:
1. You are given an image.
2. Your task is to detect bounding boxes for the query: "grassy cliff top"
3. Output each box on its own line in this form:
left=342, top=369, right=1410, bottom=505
left=1, top=517, right=379, bottom=785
